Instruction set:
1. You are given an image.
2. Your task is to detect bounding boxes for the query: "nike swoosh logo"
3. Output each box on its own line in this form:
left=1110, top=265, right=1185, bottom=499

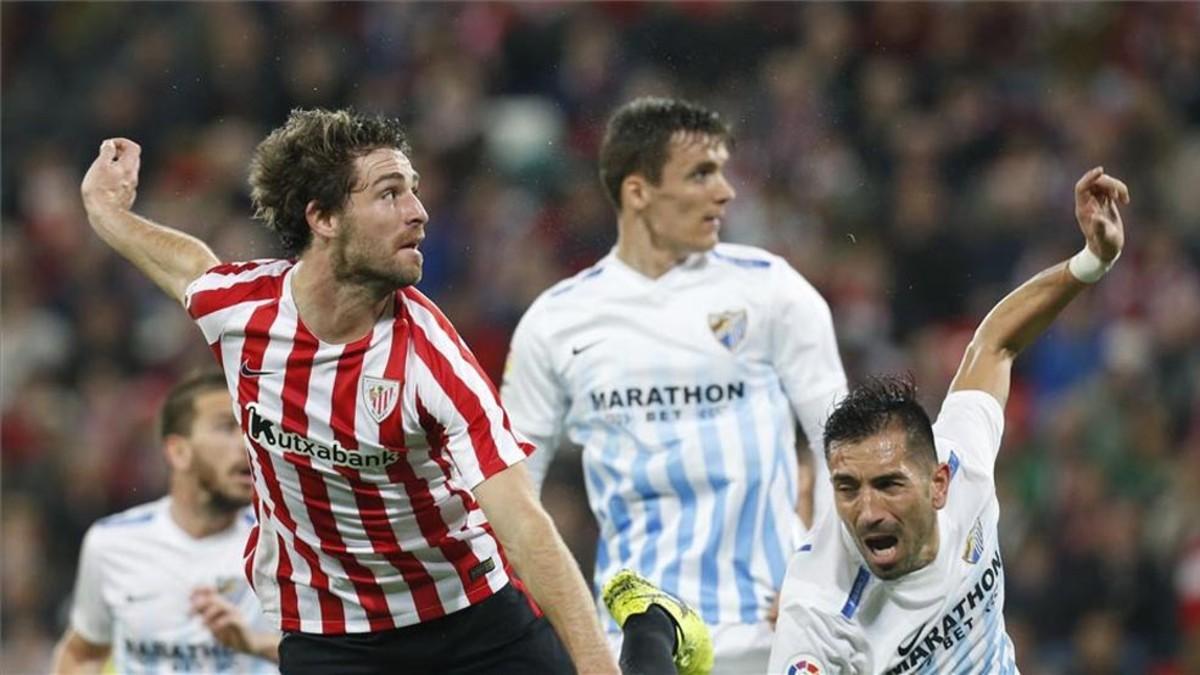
left=897, top=620, right=929, bottom=656
left=125, top=593, right=158, bottom=604
left=571, top=340, right=604, bottom=356
left=240, top=361, right=274, bottom=378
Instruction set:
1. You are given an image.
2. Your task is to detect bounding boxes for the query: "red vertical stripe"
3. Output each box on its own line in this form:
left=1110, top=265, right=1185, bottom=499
left=274, top=533, right=301, bottom=632
left=276, top=322, right=347, bottom=633
left=236, top=301, right=301, bottom=628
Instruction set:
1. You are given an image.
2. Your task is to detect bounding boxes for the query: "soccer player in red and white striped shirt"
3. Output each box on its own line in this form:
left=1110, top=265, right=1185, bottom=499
left=80, top=109, right=619, bottom=675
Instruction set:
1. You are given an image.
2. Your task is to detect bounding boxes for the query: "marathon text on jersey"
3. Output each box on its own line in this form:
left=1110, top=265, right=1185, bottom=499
left=124, top=638, right=237, bottom=672
left=885, top=550, right=1004, bottom=674
left=589, top=381, right=746, bottom=411
left=246, top=403, right=402, bottom=469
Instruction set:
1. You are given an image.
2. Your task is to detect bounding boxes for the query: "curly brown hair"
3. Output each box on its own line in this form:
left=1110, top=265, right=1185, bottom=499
left=248, top=108, right=411, bottom=256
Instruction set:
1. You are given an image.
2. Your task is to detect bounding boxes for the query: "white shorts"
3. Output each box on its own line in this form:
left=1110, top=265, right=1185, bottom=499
left=607, top=621, right=774, bottom=675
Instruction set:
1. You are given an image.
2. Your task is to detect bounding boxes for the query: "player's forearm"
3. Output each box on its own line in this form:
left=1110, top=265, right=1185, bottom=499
left=968, top=262, right=1085, bottom=360
left=246, top=630, right=280, bottom=664
left=51, top=634, right=110, bottom=674
left=50, top=652, right=105, bottom=675
left=84, top=204, right=219, bottom=303
left=501, top=508, right=619, bottom=674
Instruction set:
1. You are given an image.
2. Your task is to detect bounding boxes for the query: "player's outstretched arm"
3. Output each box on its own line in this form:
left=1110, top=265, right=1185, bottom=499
left=51, top=629, right=111, bottom=674
left=949, top=167, right=1129, bottom=407
left=474, top=463, right=621, bottom=675
left=81, top=138, right=220, bottom=304
left=191, top=587, right=280, bottom=664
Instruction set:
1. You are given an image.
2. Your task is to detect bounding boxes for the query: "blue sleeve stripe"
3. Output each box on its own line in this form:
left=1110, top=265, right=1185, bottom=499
left=95, top=511, right=156, bottom=528
left=712, top=251, right=772, bottom=268
left=840, top=566, right=871, bottom=619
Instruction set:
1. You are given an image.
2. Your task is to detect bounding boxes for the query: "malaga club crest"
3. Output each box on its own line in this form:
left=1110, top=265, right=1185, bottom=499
left=708, top=309, right=748, bottom=350
left=962, top=516, right=985, bottom=564
left=785, top=655, right=825, bottom=674
left=363, top=376, right=400, bottom=423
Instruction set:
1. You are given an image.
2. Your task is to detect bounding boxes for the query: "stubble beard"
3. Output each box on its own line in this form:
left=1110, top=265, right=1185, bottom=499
left=195, top=462, right=251, bottom=514
left=331, top=223, right=421, bottom=292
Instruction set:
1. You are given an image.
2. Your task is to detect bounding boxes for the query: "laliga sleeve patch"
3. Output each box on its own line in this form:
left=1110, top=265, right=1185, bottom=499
left=785, top=655, right=825, bottom=674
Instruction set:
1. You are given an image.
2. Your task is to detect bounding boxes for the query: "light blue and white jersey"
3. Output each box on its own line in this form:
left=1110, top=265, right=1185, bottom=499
left=770, top=391, right=1020, bottom=675
left=503, top=244, right=847, bottom=633
left=69, top=497, right=277, bottom=674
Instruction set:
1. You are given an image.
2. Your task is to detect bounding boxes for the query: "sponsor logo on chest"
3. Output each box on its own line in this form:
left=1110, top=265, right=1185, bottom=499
left=884, top=550, right=1005, bottom=674
left=244, top=403, right=401, bottom=469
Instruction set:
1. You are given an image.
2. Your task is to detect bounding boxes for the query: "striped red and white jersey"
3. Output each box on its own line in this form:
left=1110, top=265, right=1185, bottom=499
left=184, top=259, right=533, bottom=634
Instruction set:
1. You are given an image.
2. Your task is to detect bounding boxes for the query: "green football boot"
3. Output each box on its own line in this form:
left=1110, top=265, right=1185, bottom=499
left=602, top=569, right=714, bottom=675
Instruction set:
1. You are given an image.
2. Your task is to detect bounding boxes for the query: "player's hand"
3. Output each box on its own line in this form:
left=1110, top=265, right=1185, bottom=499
left=81, top=138, right=141, bottom=215
left=190, top=587, right=254, bottom=655
left=767, top=594, right=780, bottom=629
left=1074, top=166, right=1129, bottom=262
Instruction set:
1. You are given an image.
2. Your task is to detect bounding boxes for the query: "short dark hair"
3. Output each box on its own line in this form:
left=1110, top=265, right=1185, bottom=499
left=160, top=371, right=229, bottom=440
left=598, top=97, right=733, bottom=209
left=249, top=108, right=411, bottom=257
left=824, top=375, right=937, bottom=468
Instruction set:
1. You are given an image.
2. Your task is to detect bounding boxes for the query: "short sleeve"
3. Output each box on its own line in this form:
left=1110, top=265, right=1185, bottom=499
left=69, top=528, right=113, bottom=646
left=931, top=390, right=1005, bottom=476
left=183, top=259, right=291, bottom=345
left=769, top=260, right=848, bottom=506
left=406, top=291, right=534, bottom=489
left=500, top=307, right=569, bottom=493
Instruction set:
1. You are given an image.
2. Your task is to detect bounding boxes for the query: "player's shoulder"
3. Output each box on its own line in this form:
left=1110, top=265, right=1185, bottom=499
left=708, top=242, right=781, bottom=270
left=195, top=258, right=293, bottom=286
left=88, top=498, right=169, bottom=547
left=932, top=391, right=1005, bottom=444
left=526, top=260, right=611, bottom=312
left=186, top=258, right=293, bottom=316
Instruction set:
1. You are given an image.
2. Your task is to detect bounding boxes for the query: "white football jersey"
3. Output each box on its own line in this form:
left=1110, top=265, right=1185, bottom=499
left=503, top=244, right=847, bottom=628
left=770, top=391, right=1019, bottom=675
left=69, top=497, right=277, bottom=674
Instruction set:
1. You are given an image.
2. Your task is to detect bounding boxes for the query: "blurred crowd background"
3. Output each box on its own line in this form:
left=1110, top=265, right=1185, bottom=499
left=3, top=3, right=1198, bottom=673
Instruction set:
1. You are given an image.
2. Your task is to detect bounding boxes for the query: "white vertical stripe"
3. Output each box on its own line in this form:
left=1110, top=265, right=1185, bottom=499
left=254, top=308, right=325, bottom=633
left=304, top=339, right=371, bottom=631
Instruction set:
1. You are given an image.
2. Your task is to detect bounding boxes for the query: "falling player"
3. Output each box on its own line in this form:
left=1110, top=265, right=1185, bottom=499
left=769, top=166, right=1129, bottom=674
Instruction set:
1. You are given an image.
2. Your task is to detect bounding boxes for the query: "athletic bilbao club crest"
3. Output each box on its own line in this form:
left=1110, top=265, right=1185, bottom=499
left=785, top=655, right=824, bottom=674
left=708, top=309, right=748, bottom=350
left=363, top=377, right=400, bottom=423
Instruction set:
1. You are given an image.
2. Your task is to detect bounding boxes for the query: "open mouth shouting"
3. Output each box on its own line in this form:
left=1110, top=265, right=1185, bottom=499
left=861, top=532, right=902, bottom=571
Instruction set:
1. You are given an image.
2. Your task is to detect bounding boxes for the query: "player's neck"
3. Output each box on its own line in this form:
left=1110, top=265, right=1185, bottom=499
left=614, top=219, right=690, bottom=280
left=291, top=256, right=393, bottom=344
left=910, top=525, right=941, bottom=574
left=168, top=490, right=237, bottom=539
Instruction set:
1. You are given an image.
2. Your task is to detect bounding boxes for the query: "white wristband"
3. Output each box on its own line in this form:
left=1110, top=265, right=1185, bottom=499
left=1068, top=245, right=1118, bottom=283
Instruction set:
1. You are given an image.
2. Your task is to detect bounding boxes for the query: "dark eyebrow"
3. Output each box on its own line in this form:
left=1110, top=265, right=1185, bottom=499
left=870, top=472, right=908, bottom=484
left=371, top=172, right=408, bottom=188
left=369, top=170, right=422, bottom=189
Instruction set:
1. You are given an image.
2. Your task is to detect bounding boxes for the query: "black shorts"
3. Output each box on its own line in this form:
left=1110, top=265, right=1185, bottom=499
left=278, top=584, right=575, bottom=675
